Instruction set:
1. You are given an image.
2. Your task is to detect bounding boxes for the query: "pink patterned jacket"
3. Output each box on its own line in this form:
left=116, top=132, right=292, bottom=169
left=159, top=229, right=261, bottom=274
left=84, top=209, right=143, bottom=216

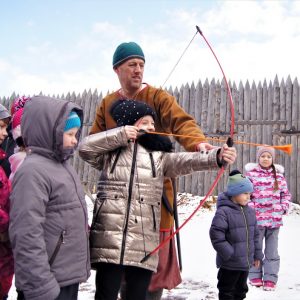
left=0, top=149, right=14, bottom=278
left=245, top=163, right=291, bottom=228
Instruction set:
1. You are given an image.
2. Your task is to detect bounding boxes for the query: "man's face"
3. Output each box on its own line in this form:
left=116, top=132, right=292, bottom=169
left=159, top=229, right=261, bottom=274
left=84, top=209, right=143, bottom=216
left=114, top=58, right=145, bottom=92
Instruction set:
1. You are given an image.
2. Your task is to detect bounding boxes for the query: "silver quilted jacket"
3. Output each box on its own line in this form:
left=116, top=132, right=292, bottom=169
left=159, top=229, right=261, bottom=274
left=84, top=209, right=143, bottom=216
left=79, top=127, right=220, bottom=271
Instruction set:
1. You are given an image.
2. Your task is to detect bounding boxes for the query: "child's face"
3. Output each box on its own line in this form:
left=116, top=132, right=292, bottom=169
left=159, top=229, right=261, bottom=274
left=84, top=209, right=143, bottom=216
left=134, top=115, right=155, bottom=132
left=0, top=120, right=8, bottom=144
left=63, top=127, right=78, bottom=149
left=259, top=152, right=273, bottom=168
left=232, top=192, right=251, bottom=206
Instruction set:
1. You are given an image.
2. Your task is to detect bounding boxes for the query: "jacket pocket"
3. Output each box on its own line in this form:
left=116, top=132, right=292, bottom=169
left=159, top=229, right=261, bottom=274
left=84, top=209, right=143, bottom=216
left=49, top=230, right=66, bottom=266
left=139, top=196, right=161, bottom=232
left=91, top=199, right=105, bottom=230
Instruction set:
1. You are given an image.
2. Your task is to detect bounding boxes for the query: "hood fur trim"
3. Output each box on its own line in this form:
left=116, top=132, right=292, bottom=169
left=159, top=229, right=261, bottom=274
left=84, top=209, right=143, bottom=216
left=137, top=133, right=173, bottom=152
left=245, top=163, right=284, bottom=174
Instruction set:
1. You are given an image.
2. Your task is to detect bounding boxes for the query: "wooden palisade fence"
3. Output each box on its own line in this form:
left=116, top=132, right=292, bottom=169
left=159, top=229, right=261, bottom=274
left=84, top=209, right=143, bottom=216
left=1, top=75, right=299, bottom=203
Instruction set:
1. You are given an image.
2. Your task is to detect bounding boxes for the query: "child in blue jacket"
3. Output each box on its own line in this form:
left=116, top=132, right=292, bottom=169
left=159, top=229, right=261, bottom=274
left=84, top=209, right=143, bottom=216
left=210, top=170, right=263, bottom=300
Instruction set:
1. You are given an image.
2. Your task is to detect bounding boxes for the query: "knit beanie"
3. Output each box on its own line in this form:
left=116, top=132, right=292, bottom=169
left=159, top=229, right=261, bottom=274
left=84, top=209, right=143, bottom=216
left=256, top=146, right=275, bottom=162
left=11, top=96, right=30, bottom=116
left=0, top=103, right=10, bottom=120
left=64, top=111, right=81, bottom=132
left=11, top=96, right=31, bottom=141
left=226, top=170, right=253, bottom=196
left=110, top=99, right=156, bottom=127
left=112, top=42, right=145, bottom=68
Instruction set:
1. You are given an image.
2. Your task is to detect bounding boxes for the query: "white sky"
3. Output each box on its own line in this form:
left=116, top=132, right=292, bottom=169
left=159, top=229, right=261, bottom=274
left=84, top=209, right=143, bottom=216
left=0, top=0, right=299, bottom=98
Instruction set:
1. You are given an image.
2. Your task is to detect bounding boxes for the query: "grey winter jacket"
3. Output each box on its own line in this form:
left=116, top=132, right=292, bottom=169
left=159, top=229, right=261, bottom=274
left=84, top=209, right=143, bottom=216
left=79, top=127, right=220, bottom=272
left=209, top=192, right=263, bottom=271
left=9, top=96, right=90, bottom=300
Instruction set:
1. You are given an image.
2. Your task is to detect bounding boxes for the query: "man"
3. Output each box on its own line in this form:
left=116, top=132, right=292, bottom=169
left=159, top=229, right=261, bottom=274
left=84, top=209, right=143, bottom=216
left=90, top=41, right=236, bottom=299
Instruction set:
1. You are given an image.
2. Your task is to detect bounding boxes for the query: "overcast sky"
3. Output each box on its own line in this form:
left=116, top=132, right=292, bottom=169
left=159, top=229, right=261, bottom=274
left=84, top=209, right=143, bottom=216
left=0, top=0, right=299, bottom=97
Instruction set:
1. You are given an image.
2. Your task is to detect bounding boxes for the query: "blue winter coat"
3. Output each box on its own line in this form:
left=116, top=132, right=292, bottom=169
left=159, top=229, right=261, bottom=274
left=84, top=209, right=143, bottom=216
left=209, top=192, right=263, bottom=271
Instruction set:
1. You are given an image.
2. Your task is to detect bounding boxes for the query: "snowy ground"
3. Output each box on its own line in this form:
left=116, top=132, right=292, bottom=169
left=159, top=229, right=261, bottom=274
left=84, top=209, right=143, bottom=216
left=8, top=194, right=300, bottom=300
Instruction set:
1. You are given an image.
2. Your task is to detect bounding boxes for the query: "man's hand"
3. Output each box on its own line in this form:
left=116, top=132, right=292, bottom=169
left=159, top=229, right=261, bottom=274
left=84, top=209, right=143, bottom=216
left=218, top=144, right=237, bottom=165
left=197, top=142, right=216, bottom=151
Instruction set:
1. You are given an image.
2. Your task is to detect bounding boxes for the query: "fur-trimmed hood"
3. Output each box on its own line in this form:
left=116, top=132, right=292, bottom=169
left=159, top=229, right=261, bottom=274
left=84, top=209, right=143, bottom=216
left=245, top=163, right=284, bottom=174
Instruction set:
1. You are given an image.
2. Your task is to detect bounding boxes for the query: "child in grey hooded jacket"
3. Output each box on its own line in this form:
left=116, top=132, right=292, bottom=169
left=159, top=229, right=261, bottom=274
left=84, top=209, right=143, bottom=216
left=9, top=96, right=90, bottom=300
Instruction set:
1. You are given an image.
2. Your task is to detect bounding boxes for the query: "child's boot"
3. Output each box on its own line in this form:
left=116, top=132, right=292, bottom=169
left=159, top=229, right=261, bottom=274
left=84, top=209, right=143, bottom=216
left=249, top=278, right=263, bottom=287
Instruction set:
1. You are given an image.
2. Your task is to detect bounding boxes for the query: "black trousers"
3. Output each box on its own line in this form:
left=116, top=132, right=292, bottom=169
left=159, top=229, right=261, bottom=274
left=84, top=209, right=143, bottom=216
left=95, top=263, right=152, bottom=300
left=17, top=283, right=79, bottom=300
left=217, top=268, right=249, bottom=300
left=56, top=283, right=79, bottom=300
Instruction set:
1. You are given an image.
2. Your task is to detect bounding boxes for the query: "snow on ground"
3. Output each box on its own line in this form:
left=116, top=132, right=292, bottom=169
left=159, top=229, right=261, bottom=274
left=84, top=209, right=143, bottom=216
left=161, top=195, right=300, bottom=300
left=8, top=194, right=300, bottom=300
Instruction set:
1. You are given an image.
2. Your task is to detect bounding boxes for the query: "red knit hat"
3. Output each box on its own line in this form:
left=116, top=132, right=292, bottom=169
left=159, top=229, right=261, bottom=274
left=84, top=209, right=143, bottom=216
left=11, top=96, right=30, bottom=116
left=11, top=96, right=31, bottom=140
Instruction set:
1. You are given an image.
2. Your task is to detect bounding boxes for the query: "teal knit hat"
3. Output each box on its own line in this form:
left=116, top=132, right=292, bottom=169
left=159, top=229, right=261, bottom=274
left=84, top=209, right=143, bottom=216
left=64, top=111, right=81, bottom=132
left=226, top=170, right=253, bottom=196
left=113, top=42, right=145, bottom=68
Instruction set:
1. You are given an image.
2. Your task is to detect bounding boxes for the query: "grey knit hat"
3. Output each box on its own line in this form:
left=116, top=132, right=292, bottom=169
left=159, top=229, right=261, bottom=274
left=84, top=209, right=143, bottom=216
left=257, top=146, right=275, bottom=162
left=0, top=104, right=11, bottom=120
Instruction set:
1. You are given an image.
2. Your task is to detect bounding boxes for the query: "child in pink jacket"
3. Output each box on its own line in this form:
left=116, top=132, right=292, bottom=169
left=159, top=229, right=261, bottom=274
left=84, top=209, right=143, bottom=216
left=8, top=96, right=31, bottom=182
left=245, top=146, right=291, bottom=291
left=0, top=104, right=13, bottom=300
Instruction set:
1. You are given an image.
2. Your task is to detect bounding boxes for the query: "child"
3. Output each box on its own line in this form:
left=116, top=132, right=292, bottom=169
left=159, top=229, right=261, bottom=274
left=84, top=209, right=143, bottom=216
left=79, top=99, right=236, bottom=300
left=245, top=146, right=291, bottom=291
left=0, top=123, right=15, bottom=178
left=0, top=104, right=13, bottom=300
left=9, top=96, right=90, bottom=300
left=9, top=96, right=31, bottom=182
left=209, top=170, right=263, bottom=300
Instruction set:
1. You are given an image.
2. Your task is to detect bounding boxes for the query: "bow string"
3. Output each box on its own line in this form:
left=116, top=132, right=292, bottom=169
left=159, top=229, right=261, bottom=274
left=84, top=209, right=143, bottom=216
left=141, top=25, right=235, bottom=263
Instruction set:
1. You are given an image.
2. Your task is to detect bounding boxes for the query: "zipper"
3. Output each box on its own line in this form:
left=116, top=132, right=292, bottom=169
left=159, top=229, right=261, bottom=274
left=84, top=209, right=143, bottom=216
left=49, top=230, right=66, bottom=266
left=151, top=205, right=157, bottom=231
left=149, top=153, right=156, bottom=177
left=120, top=142, right=138, bottom=264
left=64, top=164, right=89, bottom=278
left=240, top=206, right=250, bottom=268
left=110, top=148, right=122, bottom=174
